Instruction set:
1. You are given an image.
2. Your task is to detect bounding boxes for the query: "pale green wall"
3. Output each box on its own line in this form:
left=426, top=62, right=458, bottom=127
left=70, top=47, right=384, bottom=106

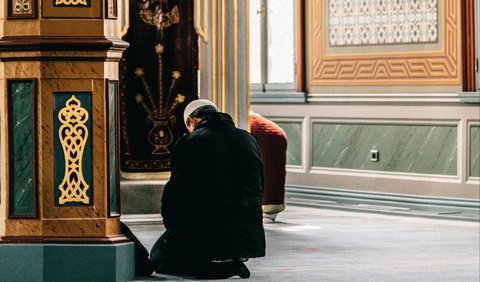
left=470, top=126, right=480, bottom=177
left=312, top=124, right=457, bottom=175
left=276, top=122, right=302, bottom=166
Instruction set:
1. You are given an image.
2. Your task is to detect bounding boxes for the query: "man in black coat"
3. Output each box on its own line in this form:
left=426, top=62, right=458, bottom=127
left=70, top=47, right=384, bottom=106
left=151, top=99, right=266, bottom=279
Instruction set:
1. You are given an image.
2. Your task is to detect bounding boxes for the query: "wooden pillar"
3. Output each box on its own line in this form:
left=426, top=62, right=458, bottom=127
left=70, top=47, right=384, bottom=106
left=462, top=0, right=476, bottom=91
left=195, top=0, right=249, bottom=129
left=0, top=1, right=134, bottom=280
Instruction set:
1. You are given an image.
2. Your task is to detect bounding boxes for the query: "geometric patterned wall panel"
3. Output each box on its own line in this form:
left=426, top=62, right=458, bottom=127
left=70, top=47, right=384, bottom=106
left=309, top=0, right=461, bottom=87
left=329, top=0, right=438, bottom=46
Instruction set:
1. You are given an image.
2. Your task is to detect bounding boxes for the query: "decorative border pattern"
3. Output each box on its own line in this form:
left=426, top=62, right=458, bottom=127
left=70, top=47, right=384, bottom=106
left=7, top=79, right=38, bottom=219
left=309, top=0, right=461, bottom=86
left=8, top=0, right=37, bottom=19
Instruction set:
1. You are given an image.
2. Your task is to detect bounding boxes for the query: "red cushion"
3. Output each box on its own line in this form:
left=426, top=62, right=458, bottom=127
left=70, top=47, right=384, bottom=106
left=250, top=113, right=287, bottom=206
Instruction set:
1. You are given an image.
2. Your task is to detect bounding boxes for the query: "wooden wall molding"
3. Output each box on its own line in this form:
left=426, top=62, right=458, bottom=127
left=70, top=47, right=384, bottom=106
left=0, top=235, right=129, bottom=244
left=296, top=0, right=306, bottom=92
left=308, top=0, right=462, bottom=87
left=0, top=36, right=129, bottom=62
left=0, top=36, right=129, bottom=52
left=462, top=0, right=476, bottom=91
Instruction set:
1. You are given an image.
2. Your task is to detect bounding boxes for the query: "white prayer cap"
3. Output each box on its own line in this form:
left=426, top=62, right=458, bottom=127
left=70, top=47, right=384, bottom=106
left=183, top=99, right=218, bottom=126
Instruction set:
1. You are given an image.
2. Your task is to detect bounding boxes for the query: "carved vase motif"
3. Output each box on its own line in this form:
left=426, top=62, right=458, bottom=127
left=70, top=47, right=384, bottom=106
left=148, top=117, right=175, bottom=155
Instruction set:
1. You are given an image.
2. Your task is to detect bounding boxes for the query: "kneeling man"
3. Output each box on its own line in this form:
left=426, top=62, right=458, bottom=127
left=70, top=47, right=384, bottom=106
left=151, top=99, right=266, bottom=279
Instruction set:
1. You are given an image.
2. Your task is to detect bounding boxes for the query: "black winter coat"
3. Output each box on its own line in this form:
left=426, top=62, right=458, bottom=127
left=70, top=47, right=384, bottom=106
left=161, top=112, right=266, bottom=264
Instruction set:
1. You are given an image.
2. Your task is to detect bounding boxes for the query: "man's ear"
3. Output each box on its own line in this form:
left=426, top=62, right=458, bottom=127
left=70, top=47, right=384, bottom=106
left=186, top=116, right=196, bottom=132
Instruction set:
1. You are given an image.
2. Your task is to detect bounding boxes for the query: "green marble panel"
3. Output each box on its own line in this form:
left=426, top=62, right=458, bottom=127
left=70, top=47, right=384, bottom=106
left=54, top=93, right=93, bottom=206
left=276, top=122, right=302, bottom=166
left=470, top=126, right=480, bottom=177
left=312, top=123, right=457, bottom=175
left=109, top=82, right=119, bottom=214
left=9, top=81, right=35, bottom=216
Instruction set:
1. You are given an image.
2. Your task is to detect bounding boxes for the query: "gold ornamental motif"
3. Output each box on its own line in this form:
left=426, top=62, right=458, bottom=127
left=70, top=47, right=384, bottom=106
left=57, top=95, right=90, bottom=204
left=139, top=5, right=180, bottom=29
left=54, top=0, right=88, bottom=6
left=134, top=67, right=185, bottom=154
left=155, top=44, right=164, bottom=54
left=133, top=4, right=184, bottom=155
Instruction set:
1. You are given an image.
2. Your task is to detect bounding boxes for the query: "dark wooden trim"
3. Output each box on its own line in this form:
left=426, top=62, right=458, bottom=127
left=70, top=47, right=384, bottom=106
left=462, top=0, right=476, bottom=91
left=296, top=0, right=306, bottom=93
left=0, top=56, right=124, bottom=62
left=0, top=36, right=129, bottom=52
left=114, top=79, right=122, bottom=216
left=7, top=79, right=38, bottom=219
left=0, top=235, right=130, bottom=244
left=7, top=0, right=38, bottom=19
left=106, top=79, right=121, bottom=218
left=106, top=79, right=112, bottom=216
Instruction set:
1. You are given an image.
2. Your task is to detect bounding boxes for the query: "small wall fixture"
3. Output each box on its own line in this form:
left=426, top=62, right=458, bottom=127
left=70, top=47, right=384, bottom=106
left=370, top=150, right=379, bottom=162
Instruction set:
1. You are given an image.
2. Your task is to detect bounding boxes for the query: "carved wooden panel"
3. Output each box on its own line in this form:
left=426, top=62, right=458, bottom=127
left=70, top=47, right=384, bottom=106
left=8, top=0, right=37, bottom=19
left=42, top=0, right=102, bottom=18
left=308, top=0, right=462, bottom=87
left=53, top=0, right=91, bottom=6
